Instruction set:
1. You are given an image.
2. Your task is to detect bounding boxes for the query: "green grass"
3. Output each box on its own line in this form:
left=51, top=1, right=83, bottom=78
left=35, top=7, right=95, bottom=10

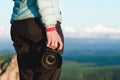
left=0, top=53, right=13, bottom=66
left=61, top=61, right=120, bottom=80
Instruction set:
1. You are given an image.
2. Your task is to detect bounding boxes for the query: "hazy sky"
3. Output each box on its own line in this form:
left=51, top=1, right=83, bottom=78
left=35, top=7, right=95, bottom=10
left=0, top=0, right=120, bottom=39
left=61, top=0, right=120, bottom=28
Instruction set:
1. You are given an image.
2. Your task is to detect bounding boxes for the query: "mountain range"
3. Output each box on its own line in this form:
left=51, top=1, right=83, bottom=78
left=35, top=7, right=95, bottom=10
left=0, top=38, right=120, bottom=53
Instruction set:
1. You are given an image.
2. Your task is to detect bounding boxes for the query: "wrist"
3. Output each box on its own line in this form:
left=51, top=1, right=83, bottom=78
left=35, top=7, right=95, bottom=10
left=46, top=26, right=56, bottom=32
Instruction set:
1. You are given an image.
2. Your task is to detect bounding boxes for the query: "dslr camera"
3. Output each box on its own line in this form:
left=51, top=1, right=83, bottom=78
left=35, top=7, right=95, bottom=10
left=40, top=48, right=62, bottom=69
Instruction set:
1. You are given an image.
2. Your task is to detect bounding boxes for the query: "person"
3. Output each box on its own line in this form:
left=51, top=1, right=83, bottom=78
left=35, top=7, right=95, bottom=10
left=10, top=0, right=64, bottom=80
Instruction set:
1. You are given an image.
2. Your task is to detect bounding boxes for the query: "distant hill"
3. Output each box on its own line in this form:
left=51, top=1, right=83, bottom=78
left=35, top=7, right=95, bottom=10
left=1, top=38, right=120, bottom=66
left=63, top=38, right=120, bottom=66
left=0, top=40, right=14, bottom=52
left=1, top=38, right=120, bottom=53
left=64, top=38, right=120, bottom=51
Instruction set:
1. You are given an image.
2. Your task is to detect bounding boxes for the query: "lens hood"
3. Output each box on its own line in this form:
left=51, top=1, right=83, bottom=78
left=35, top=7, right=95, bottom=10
left=41, top=48, right=62, bottom=69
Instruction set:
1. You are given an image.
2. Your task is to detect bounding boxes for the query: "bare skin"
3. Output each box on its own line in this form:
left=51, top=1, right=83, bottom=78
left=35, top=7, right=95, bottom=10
left=46, top=29, right=63, bottom=50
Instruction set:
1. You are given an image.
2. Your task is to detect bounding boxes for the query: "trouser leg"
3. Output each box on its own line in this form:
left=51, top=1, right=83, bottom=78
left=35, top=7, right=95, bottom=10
left=10, top=18, right=64, bottom=80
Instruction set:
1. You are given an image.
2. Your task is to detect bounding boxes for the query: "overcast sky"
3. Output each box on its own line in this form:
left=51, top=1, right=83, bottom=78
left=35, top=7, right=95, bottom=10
left=0, top=0, right=120, bottom=40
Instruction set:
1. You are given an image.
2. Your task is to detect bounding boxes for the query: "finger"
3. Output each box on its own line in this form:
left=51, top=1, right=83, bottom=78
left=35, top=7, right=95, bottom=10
left=54, top=41, right=58, bottom=49
left=51, top=41, right=58, bottom=50
left=51, top=40, right=56, bottom=50
left=51, top=40, right=55, bottom=47
left=47, top=39, right=51, bottom=47
left=58, top=39, right=63, bottom=50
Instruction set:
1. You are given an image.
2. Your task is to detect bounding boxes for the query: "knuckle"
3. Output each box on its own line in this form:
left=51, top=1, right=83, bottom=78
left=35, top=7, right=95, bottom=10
left=54, top=45, right=57, bottom=48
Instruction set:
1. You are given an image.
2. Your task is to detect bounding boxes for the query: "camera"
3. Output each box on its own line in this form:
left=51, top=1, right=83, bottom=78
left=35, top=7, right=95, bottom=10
left=40, top=48, right=62, bottom=69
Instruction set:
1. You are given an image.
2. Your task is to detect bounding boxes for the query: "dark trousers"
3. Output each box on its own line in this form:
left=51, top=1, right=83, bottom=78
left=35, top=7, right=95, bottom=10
left=10, top=18, right=64, bottom=80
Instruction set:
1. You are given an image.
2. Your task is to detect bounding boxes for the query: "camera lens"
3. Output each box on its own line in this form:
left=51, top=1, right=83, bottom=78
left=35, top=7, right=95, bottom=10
left=46, top=55, right=56, bottom=65
left=41, top=48, right=62, bottom=69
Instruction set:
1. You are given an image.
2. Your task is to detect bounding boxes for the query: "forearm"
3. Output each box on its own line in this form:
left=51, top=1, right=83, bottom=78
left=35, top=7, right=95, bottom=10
left=37, top=0, right=63, bottom=50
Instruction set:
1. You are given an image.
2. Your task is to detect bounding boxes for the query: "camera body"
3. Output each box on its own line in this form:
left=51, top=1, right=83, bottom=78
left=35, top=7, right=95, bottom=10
left=40, top=48, right=62, bottom=69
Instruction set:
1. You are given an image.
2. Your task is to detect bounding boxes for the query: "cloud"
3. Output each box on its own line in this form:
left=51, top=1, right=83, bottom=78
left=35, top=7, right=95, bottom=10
left=63, top=24, right=120, bottom=40
left=1, top=24, right=120, bottom=40
left=83, top=25, right=120, bottom=34
left=63, top=25, right=76, bottom=33
left=0, top=25, right=10, bottom=40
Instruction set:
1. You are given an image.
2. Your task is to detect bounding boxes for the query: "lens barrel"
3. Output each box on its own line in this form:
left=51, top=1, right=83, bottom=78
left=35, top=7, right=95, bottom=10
left=41, top=48, right=62, bottom=69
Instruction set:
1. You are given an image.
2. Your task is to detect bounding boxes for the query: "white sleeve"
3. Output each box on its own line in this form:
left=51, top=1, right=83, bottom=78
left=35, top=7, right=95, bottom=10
left=37, top=0, right=57, bottom=27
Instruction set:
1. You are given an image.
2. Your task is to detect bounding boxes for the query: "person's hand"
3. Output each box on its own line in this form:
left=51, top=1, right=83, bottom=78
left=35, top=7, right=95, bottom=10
left=46, top=27, right=63, bottom=50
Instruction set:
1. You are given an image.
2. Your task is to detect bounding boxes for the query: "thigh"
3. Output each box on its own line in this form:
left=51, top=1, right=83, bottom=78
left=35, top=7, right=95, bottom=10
left=10, top=18, right=44, bottom=68
left=10, top=18, right=44, bottom=80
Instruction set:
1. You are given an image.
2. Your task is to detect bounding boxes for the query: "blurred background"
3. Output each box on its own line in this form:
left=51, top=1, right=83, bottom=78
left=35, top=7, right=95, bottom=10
left=0, top=0, right=120, bottom=80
